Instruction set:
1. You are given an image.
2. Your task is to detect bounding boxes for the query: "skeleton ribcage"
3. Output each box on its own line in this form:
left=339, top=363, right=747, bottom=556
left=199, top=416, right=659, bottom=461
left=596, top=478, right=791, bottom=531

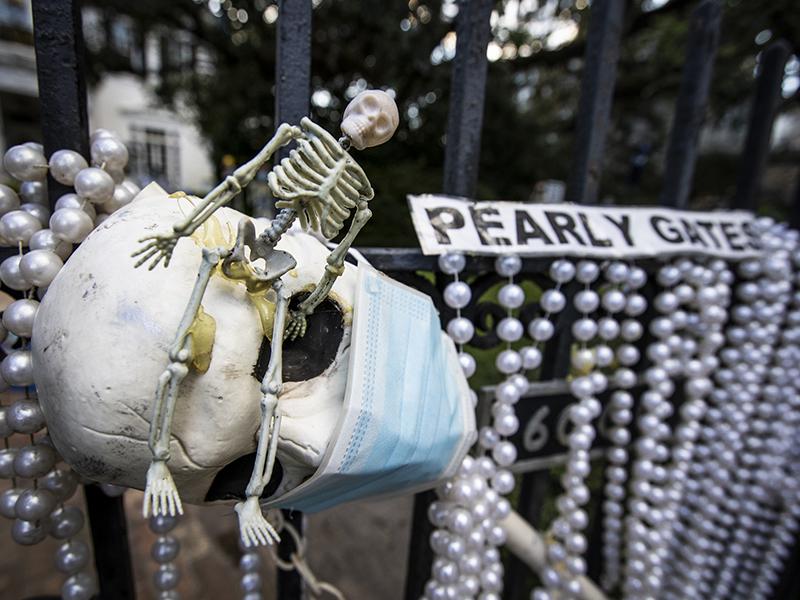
left=267, top=118, right=374, bottom=240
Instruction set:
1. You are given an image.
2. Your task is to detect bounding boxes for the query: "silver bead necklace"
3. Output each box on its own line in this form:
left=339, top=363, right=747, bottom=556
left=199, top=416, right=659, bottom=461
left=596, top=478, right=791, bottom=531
left=0, top=134, right=139, bottom=599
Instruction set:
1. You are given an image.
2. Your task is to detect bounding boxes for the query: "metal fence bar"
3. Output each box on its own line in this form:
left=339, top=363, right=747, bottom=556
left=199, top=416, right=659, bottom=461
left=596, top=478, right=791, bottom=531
left=274, top=1, right=313, bottom=598
left=792, top=169, right=800, bottom=231
left=31, top=1, right=137, bottom=598
left=404, top=2, right=494, bottom=598
left=31, top=0, right=90, bottom=207
left=732, top=40, right=792, bottom=211
left=565, top=0, right=626, bottom=205
left=83, top=484, right=136, bottom=600
left=508, top=0, right=625, bottom=594
left=441, top=0, right=494, bottom=198
left=658, top=0, right=722, bottom=209
left=275, top=0, right=312, bottom=162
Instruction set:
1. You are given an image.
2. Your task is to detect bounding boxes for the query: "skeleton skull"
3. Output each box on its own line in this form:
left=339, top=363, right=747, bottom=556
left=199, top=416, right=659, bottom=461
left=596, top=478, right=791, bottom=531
left=32, top=183, right=355, bottom=504
left=340, top=90, right=399, bottom=150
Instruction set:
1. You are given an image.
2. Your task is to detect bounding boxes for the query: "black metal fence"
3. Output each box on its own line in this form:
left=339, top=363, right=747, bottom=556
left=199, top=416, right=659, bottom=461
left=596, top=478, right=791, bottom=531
left=23, top=0, right=800, bottom=598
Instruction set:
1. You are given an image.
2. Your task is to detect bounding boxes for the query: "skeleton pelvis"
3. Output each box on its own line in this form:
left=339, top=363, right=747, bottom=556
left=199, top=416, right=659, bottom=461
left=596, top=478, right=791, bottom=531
left=32, top=183, right=355, bottom=504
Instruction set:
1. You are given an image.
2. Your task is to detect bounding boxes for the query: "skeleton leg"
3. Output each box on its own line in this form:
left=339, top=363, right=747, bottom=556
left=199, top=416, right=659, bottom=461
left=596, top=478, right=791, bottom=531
left=285, top=200, right=372, bottom=340
left=133, top=124, right=303, bottom=270
left=234, top=279, right=290, bottom=547
left=143, top=246, right=230, bottom=517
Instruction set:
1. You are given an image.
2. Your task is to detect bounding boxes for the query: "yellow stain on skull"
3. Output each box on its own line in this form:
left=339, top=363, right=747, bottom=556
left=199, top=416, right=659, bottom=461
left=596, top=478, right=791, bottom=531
left=250, top=288, right=278, bottom=340
left=189, top=214, right=235, bottom=251
left=174, top=195, right=279, bottom=340
left=187, top=305, right=216, bottom=373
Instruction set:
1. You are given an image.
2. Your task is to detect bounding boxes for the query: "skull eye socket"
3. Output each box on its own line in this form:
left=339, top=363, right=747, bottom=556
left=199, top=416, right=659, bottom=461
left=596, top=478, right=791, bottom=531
left=375, top=115, right=390, bottom=133
left=361, top=95, right=380, bottom=113
left=251, top=294, right=344, bottom=383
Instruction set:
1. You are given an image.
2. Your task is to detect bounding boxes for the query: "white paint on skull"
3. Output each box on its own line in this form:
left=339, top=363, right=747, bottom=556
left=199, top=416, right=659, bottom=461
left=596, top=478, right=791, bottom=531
left=32, top=182, right=353, bottom=504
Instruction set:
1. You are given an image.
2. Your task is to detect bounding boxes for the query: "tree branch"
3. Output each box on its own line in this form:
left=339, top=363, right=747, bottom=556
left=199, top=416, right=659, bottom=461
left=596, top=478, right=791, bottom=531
left=508, top=0, right=696, bottom=71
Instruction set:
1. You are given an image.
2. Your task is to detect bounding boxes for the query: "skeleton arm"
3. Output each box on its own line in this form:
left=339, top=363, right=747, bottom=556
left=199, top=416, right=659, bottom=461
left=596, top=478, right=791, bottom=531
left=133, top=124, right=303, bottom=270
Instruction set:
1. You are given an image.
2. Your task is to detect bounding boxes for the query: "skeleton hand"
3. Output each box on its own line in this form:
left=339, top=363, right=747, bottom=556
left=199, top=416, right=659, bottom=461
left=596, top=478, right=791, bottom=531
left=284, top=310, right=308, bottom=341
left=133, top=231, right=181, bottom=270
left=235, top=496, right=280, bottom=547
left=143, top=460, right=184, bottom=517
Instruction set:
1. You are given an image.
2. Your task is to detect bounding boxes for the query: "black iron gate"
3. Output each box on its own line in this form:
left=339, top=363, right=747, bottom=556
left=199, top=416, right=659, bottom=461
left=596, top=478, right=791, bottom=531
left=21, top=0, right=800, bottom=598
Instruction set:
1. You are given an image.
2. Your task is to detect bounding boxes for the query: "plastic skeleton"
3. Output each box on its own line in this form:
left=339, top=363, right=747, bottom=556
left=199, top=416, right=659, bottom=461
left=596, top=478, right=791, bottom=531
left=131, top=90, right=399, bottom=547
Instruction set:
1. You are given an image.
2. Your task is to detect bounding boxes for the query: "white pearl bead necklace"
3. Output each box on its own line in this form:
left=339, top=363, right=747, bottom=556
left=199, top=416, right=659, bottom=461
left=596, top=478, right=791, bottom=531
left=532, top=261, right=643, bottom=600
left=0, top=133, right=139, bottom=599
left=423, top=253, right=521, bottom=600
left=600, top=264, right=647, bottom=592
left=645, top=259, right=730, bottom=600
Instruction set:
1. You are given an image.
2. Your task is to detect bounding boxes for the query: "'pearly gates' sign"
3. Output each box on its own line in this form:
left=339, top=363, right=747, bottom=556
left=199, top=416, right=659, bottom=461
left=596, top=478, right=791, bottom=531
left=408, top=195, right=759, bottom=259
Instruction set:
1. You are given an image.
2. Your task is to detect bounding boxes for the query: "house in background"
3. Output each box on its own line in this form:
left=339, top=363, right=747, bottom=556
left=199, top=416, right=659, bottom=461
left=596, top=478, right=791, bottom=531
left=0, top=0, right=215, bottom=194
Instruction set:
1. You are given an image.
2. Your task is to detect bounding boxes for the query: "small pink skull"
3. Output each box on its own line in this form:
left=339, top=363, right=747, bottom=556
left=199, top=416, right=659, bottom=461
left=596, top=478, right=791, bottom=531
left=340, top=90, right=399, bottom=150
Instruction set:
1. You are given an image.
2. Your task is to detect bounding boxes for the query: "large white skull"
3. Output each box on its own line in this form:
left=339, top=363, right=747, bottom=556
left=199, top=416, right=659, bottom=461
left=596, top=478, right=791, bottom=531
left=31, top=183, right=355, bottom=504
left=340, top=90, right=400, bottom=150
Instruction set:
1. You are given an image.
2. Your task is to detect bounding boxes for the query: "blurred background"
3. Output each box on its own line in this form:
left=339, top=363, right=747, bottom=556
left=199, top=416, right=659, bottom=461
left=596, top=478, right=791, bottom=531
left=0, top=0, right=798, bottom=247
left=0, top=0, right=799, bottom=597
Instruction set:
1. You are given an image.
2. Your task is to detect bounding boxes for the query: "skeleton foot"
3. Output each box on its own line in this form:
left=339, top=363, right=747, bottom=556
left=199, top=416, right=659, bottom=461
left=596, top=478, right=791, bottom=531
left=143, top=460, right=184, bottom=517
left=133, top=232, right=180, bottom=270
left=284, top=311, right=308, bottom=341
left=235, top=496, right=280, bottom=547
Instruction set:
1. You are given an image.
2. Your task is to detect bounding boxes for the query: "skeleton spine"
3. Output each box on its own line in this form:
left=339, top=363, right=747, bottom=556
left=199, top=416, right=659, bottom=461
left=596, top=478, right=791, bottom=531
left=263, top=208, right=297, bottom=247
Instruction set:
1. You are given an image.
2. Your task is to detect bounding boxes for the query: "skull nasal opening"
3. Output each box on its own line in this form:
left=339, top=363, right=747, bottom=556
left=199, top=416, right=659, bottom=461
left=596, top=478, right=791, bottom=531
left=251, top=293, right=345, bottom=383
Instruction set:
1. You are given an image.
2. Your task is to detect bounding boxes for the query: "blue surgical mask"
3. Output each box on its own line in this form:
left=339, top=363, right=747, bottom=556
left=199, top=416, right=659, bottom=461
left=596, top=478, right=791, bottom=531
left=264, top=262, right=475, bottom=512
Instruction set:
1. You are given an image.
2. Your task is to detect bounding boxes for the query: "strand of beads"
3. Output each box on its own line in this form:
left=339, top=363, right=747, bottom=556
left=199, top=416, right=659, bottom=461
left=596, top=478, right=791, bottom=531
left=599, top=263, right=648, bottom=592
left=752, top=493, right=800, bottom=598
left=674, top=225, right=790, bottom=600
left=515, top=260, right=577, bottom=600
left=669, top=262, right=729, bottom=600
left=493, top=254, right=528, bottom=479
left=668, top=227, right=791, bottom=599
left=743, top=406, right=800, bottom=600
left=745, top=240, right=800, bottom=598
left=1, top=132, right=138, bottom=256
left=526, top=259, right=574, bottom=355
left=472, top=254, right=529, bottom=598
left=752, top=406, right=800, bottom=596
left=149, top=514, right=182, bottom=598
left=680, top=257, right=763, bottom=600
left=670, top=253, right=773, bottom=600
left=423, top=252, right=513, bottom=600
left=0, top=133, right=138, bottom=599
left=621, top=260, right=691, bottom=600
left=239, top=545, right=264, bottom=600
left=724, top=222, right=799, bottom=599
left=424, top=251, right=477, bottom=600
left=0, top=295, right=97, bottom=599
left=531, top=259, right=608, bottom=600
left=654, top=259, right=731, bottom=600
left=718, top=260, right=782, bottom=598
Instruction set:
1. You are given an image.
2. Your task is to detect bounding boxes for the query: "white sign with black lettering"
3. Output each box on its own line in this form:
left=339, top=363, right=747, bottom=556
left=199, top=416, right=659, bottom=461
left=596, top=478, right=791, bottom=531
left=408, top=195, right=760, bottom=259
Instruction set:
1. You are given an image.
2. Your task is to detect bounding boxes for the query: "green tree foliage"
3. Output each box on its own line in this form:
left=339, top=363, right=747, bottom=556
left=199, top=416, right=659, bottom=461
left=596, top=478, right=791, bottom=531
left=83, top=0, right=799, bottom=246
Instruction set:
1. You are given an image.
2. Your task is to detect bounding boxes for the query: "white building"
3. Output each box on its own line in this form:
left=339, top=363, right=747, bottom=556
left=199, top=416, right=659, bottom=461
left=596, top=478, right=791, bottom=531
left=0, top=0, right=215, bottom=194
